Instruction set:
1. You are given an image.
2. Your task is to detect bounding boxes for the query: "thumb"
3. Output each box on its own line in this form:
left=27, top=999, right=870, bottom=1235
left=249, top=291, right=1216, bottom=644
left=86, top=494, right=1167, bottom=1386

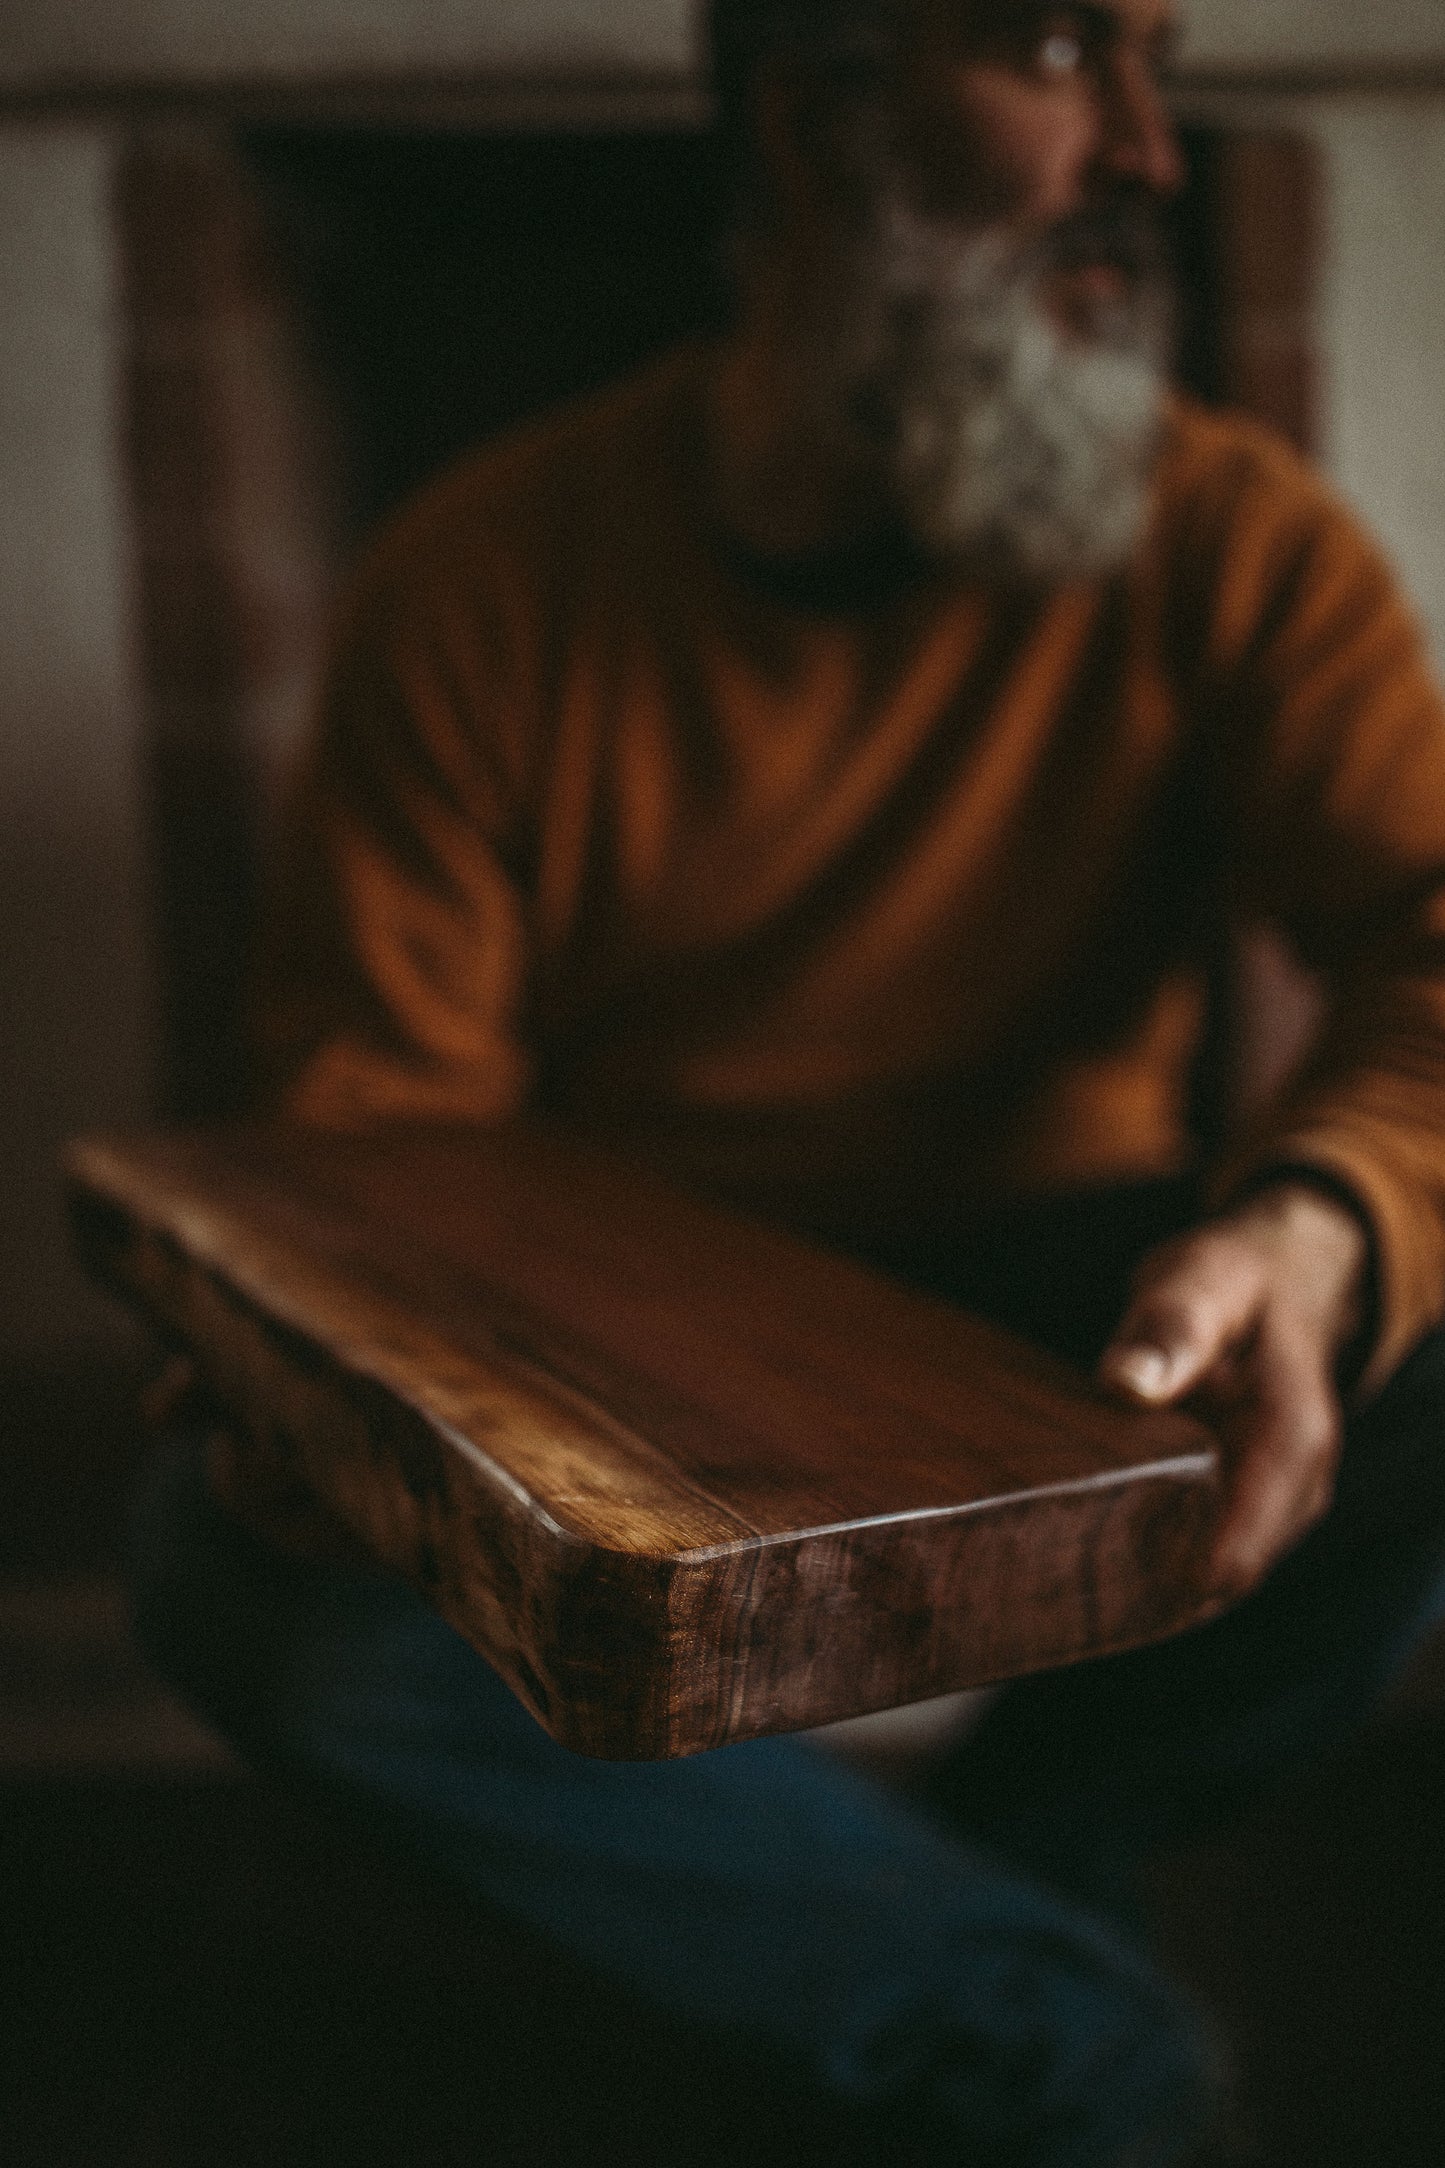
left=1099, top=1269, right=1242, bottom=1406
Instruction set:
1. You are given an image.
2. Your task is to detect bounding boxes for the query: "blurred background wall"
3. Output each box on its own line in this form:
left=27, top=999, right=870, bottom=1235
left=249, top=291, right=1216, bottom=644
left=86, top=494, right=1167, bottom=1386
left=0, top=134, right=153, bottom=1374
left=2, top=0, right=1445, bottom=1457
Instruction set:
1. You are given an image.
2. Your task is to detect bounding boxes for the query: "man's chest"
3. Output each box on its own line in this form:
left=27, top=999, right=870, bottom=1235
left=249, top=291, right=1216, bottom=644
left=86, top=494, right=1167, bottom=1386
left=518, top=575, right=1204, bottom=1057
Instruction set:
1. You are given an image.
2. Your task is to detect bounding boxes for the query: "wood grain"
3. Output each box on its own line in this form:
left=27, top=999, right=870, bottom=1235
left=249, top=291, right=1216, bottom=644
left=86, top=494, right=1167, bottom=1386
left=66, top=1124, right=1222, bottom=1759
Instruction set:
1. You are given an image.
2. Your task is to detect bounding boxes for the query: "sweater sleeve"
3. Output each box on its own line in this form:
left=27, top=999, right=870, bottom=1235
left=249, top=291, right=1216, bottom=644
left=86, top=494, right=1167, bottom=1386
left=1199, top=437, right=1445, bottom=1389
left=249, top=543, right=534, bottom=1132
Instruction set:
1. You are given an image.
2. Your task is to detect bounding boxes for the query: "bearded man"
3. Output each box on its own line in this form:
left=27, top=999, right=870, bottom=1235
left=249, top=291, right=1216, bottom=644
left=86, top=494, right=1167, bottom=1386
left=132, top=4, right=1445, bottom=2163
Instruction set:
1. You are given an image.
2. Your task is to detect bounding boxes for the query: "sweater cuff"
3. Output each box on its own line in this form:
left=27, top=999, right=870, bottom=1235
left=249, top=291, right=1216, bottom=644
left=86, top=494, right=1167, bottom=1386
left=1208, top=1128, right=1441, bottom=1398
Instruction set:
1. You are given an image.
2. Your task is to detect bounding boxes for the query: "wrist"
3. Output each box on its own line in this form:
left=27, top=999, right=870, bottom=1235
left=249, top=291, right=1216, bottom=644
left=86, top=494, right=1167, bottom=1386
left=1221, top=1174, right=1371, bottom=1357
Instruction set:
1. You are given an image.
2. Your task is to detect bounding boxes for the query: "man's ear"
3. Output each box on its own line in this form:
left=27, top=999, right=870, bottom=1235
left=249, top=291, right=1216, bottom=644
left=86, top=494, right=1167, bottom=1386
left=751, top=64, right=827, bottom=235
left=750, top=60, right=878, bottom=242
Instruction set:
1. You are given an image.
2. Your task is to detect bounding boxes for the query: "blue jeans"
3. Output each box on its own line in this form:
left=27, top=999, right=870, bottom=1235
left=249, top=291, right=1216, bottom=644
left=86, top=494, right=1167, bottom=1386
left=128, top=1185, right=1445, bottom=2168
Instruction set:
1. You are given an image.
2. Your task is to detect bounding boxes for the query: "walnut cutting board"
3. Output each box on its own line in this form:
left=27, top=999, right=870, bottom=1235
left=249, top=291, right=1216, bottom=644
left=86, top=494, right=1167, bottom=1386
left=66, top=1124, right=1221, bottom=1759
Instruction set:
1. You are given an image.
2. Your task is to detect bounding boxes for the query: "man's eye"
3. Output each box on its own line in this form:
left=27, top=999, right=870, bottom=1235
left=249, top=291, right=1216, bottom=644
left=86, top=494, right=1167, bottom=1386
left=955, top=8, right=1100, bottom=85
left=1035, top=27, right=1086, bottom=77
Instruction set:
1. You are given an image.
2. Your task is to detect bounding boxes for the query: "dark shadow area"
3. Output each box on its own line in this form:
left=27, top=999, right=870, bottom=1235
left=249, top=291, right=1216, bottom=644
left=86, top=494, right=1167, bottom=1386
left=0, top=1774, right=896, bottom=2168
left=243, top=129, right=733, bottom=540
left=0, top=1358, right=152, bottom=1578
left=1150, top=1720, right=1445, bottom=2167
left=3, top=1725, right=1443, bottom=2167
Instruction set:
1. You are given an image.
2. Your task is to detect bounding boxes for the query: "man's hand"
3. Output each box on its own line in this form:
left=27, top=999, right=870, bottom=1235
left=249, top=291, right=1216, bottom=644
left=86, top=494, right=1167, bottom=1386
left=1098, top=1181, right=1370, bottom=1606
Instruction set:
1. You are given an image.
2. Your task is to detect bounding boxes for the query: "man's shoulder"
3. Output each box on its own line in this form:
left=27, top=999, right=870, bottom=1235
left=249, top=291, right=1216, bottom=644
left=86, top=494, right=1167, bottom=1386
left=357, top=345, right=704, bottom=611
left=1146, top=397, right=1427, bottom=702
left=1151, top=395, right=1399, bottom=625
left=1156, top=395, right=1339, bottom=534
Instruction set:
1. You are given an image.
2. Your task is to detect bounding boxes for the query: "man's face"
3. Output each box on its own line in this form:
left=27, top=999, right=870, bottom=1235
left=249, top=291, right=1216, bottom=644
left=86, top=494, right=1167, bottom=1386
left=779, top=0, right=1185, bottom=577
left=897, top=0, right=1185, bottom=328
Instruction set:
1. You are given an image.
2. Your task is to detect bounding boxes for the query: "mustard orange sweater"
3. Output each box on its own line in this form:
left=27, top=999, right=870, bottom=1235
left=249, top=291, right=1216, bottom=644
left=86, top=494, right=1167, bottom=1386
left=256, top=348, right=1445, bottom=1387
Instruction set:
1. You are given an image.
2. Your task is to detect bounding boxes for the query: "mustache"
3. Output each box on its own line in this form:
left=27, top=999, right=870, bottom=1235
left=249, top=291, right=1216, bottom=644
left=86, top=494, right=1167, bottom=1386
left=1031, top=199, right=1172, bottom=289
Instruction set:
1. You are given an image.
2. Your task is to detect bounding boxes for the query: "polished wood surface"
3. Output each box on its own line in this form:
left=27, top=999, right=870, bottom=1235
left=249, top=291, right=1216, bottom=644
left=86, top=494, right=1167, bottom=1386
left=67, top=1124, right=1221, bottom=1758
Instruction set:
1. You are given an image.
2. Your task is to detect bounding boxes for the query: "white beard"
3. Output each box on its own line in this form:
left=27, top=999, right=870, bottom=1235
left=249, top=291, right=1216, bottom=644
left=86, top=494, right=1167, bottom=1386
left=810, top=190, right=1172, bottom=581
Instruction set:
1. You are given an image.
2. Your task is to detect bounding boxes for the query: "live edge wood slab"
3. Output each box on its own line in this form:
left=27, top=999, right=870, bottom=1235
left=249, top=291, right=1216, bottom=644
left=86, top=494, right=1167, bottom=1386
left=66, top=1124, right=1222, bottom=1761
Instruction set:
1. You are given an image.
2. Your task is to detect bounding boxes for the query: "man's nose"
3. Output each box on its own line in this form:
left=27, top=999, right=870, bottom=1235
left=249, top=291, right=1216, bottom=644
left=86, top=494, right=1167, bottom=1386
left=1095, top=50, right=1186, bottom=199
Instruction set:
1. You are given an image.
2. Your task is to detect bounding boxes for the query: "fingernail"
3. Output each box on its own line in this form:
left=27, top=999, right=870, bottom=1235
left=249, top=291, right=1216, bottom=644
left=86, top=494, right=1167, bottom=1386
left=1108, top=1346, right=1173, bottom=1399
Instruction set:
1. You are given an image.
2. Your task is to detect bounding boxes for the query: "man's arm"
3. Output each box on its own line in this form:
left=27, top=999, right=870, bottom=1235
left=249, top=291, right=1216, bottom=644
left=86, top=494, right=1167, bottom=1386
left=1096, top=424, right=1445, bottom=1603
left=251, top=542, right=534, bottom=1130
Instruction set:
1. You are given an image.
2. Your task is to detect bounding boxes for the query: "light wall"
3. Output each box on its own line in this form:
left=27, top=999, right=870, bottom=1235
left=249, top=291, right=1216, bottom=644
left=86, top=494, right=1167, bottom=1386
left=0, top=125, right=154, bottom=1363
left=1314, top=101, right=1445, bottom=666
left=1185, top=0, right=1445, bottom=69
left=0, top=0, right=690, bottom=85
left=0, top=0, right=1441, bottom=87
